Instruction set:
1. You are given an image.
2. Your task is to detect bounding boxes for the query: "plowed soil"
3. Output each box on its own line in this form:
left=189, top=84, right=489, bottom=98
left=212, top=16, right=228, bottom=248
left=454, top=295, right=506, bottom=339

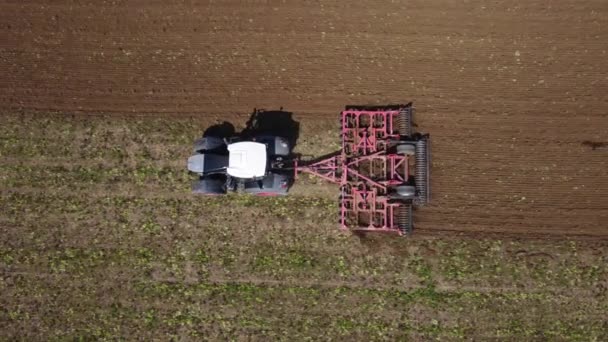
left=1, top=0, right=607, bottom=241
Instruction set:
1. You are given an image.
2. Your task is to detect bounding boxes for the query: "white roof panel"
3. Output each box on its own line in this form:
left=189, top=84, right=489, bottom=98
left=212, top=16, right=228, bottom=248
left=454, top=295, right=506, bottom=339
left=227, top=142, right=267, bottom=178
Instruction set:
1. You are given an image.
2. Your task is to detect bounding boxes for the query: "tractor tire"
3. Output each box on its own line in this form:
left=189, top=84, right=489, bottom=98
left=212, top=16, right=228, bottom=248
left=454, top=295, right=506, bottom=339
left=192, top=177, right=226, bottom=195
left=193, top=136, right=225, bottom=153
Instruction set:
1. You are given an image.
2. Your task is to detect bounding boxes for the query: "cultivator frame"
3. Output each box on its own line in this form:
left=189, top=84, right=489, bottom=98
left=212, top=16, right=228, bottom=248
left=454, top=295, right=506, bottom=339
left=296, top=103, right=430, bottom=236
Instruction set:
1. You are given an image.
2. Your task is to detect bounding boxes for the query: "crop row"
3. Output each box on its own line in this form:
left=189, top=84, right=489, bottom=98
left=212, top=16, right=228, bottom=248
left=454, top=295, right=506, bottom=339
left=2, top=191, right=606, bottom=293
left=3, top=268, right=605, bottom=341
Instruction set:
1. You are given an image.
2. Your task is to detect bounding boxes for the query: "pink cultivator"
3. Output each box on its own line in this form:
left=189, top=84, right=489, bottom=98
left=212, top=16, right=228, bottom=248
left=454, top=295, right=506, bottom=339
left=296, top=103, right=430, bottom=236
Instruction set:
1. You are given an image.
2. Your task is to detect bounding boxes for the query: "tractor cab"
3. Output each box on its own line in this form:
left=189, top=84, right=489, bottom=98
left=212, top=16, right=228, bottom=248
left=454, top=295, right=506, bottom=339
left=226, top=142, right=267, bottom=179
left=188, top=134, right=294, bottom=196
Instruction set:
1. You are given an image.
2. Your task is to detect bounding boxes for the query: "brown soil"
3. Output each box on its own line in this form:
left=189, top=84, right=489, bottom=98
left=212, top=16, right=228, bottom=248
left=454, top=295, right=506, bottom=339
left=1, top=1, right=607, bottom=239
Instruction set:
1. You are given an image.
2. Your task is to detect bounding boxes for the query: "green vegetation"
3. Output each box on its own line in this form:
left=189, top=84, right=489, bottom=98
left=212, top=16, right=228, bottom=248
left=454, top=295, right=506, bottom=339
left=1, top=114, right=606, bottom=340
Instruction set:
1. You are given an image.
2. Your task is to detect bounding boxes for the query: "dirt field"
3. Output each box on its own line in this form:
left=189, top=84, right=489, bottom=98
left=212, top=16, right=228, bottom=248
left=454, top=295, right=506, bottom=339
left=1, top=0, right=607, bottom=339
left=2, top=0, right=607, bottom=238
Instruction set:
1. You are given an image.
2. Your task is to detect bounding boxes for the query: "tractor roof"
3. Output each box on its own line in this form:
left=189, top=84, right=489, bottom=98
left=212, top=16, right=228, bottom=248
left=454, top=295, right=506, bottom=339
left=227, top=142, right=267, bottom=178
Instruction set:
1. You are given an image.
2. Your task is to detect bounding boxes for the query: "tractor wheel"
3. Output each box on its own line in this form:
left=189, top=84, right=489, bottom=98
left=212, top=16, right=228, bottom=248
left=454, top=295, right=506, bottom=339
left=193, top=136, right=225, bottom=153
left=192, top=177, right=226, bottom=195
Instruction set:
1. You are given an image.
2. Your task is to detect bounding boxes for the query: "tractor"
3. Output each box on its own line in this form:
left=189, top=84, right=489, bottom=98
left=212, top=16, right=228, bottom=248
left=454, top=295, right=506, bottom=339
left=187, top=103, right=430, bottom=235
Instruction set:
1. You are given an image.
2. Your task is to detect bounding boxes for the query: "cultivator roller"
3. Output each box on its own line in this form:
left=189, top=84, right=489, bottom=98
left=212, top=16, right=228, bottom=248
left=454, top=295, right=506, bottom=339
left=397, top=105, right=413, bottom=136
left=296, top=103, right=431, bottom=236
left=396, top=204, right=413, bottom=235
left=414, top=136, right=430, bottom=205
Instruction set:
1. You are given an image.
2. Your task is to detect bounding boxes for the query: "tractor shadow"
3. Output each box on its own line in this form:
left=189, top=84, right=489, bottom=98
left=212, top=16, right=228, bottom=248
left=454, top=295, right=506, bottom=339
left=241, top=108, right=300, bottom=154
left=201, top=108, right=300, bottom=155
left=203, top=121, right=235, bottom=139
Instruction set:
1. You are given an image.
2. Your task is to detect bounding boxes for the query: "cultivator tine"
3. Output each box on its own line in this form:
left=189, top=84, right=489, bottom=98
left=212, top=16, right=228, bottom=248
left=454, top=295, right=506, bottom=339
left=397, top=204, right=413, bottom=235
left=414, top=135, right=431, bottom=205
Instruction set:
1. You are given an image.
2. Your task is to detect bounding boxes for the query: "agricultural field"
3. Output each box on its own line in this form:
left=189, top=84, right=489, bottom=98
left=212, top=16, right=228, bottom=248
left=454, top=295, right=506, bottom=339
left=1, top=0, right=608, bottom=340
left=1, top=115, right=607, bottom=340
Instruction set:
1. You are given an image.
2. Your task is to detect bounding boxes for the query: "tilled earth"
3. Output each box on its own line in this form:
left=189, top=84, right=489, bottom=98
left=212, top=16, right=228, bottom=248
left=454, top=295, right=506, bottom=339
left=1, top=0, right=607, bottom=238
